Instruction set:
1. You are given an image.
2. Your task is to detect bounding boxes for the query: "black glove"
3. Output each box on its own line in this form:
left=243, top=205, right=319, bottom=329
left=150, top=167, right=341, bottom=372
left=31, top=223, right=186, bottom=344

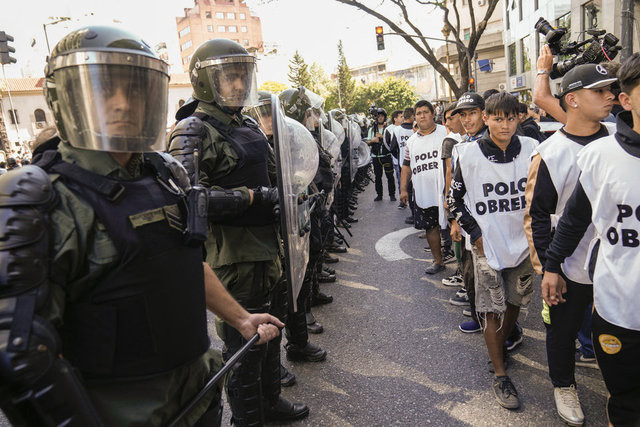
left=252, top=186, right=280, bottom=208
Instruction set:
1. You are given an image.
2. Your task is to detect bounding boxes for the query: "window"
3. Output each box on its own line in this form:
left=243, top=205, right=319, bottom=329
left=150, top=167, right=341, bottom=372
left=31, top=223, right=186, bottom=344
left=463, top=28, right=470, bottom=41
left=508, top=43, right=516, bottom=76
left=233, top=39, right=239, bottom=43
left=556, top=12, right=572, bottom=56
left=241, top=26, right=247, bottom=33
left=229, top=26, right=237, bottom=32
left=534, top=0, right=538, bottom=10
left=243, top=39, right=249, bottom=46
left=34, top=109, right=46, bottom=123
left=218, top=26, right=226, bottom=32
left=207, top=25, right=213, bottom=32
left=582, top=1, right=602, bottom=31
left=179, top=26, right=190, bottom=37
left=9, top=109, right=18, bottom=125
left=227, top=12, right=235, bottom=19
left=240, top=13, right=246, bottom=19
left=506, top=5, right=510, bottom=30
left=205, top=11, right=211, bottom=18
left=181, top=40, right=192, bottom=51
left=182, top=54, right=192, bottom=65
left=520, top=35, right=531, bottom=72
left=216, top=12, right=224, bottom=19
left=518, top=0, right=523, bottom=21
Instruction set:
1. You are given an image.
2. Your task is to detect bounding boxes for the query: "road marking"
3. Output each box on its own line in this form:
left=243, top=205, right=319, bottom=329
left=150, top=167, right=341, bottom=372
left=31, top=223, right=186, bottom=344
left=311, top=377, right=349, bottom=396
left=375, top=227, right=422, bottom=261
left=333, top=269, right=358, bottom=277
left=338, top=280, right=379, bottom=291
left=384, top=289, right=414, bottom=303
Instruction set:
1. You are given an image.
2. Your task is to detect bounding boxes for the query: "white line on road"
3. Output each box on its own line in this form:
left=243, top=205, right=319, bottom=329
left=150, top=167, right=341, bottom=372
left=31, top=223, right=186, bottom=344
left=338, top=280, right=379, bottom=291
left=375, top=227, right=422, bottom=261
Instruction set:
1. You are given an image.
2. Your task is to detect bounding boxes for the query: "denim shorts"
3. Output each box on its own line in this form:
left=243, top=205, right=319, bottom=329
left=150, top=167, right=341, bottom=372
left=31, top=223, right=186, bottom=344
left=472, top=248, right=534, bottom=315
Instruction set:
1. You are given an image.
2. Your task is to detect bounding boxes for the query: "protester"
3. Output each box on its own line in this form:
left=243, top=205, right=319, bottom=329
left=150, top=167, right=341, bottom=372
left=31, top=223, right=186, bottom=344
left=400, top=100, right=448, bottom=275
left=541, top=53, right=640, bottom=427
left=526, top=63, right=617, bottom=426
left=449, top=92, right=538, bottom=410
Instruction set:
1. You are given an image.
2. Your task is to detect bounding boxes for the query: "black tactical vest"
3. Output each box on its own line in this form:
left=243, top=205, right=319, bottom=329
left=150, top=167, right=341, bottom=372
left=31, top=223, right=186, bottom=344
left=195, top=113, right=275, bottom=226
left=35, top=150, right=210, bottom=380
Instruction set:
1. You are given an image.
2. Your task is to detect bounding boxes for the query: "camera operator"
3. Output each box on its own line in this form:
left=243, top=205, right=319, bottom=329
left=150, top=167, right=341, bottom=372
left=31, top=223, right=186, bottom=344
left=541, top=53, right=640, bottom=427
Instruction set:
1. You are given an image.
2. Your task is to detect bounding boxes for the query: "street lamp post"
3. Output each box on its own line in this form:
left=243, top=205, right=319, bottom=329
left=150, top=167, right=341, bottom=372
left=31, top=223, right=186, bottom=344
left=43, top=17, right=71, bottom=54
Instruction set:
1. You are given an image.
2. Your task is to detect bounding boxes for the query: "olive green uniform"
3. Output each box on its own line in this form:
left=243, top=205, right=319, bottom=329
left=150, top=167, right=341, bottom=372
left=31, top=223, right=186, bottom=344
left=196, top=102, right=282, bottom=305
left=45, top=143, right=222, bottom=427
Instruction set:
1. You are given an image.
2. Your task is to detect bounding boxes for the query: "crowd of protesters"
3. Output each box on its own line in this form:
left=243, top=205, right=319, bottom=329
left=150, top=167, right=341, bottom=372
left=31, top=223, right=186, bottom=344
left=368, top=51, right=640, bottom=426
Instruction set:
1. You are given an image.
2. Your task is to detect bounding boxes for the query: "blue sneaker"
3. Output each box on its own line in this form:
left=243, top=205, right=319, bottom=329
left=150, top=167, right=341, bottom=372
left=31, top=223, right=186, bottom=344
left=459, top=320, right=481, bottom=333
left=505, top=323, right=523, bottom=351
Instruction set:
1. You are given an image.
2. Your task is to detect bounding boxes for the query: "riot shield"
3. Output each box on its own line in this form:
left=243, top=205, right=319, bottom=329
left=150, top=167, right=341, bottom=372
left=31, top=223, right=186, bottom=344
left=272, top=94, right=319, bottom=311
left=348, top=119, right=361, bottom=182
left=356, top=138, right=372, bottom=168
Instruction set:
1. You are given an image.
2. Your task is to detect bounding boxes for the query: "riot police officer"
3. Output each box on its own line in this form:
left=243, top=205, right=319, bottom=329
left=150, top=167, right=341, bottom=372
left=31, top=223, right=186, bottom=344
left=168, top=39, right=309, bottom=425
left=0, top=26, right=282, bottom=426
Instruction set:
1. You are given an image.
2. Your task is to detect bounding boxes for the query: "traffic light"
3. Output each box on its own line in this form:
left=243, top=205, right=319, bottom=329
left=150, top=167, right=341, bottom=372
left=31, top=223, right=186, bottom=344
left=468, top=77, right=476, bottom=92
left=375, top=26, right=385, bottom=51
left=0, top=31, right=16, bottom=65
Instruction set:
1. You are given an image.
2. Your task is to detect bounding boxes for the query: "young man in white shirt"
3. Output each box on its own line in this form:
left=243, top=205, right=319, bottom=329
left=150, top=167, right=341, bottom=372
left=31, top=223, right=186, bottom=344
left=525, top=63, right=617, bottom=426
left=449, top=92, right=538, bottom=409
left=542, top=53, right=640, bottom=427
left=400, top=100, right=448, bottom=274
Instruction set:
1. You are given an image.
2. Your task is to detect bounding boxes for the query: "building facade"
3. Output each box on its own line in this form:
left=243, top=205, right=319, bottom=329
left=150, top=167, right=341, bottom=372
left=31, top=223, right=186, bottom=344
left=0, top=76, right=193, bottom=151
left=176, top=0, right=264, bottom=72
left=503, top=0, right=640, bottom=101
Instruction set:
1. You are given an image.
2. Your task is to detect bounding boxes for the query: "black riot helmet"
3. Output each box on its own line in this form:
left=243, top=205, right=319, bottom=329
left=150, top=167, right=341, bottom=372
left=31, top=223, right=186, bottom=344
left=189, top=39, right=258, bottom=108
left=376, top=108, right=387, bottom=121
left=44, top=26, right=169, bottom=152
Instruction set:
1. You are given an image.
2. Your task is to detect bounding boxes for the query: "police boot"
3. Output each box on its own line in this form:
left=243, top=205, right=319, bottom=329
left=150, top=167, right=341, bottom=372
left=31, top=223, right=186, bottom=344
left=280, top=364, right=296, bottom=387
left=286, top=340, right=327, bottom=362
left=261, top=333, right=308, bottom=422
left=327, top=244, right=347, bottom=254
left=264, top=397, right=309, bottom=423
left=305, top=311, right=324, bottom=334
left=323, top=266, right=336, bottom=275
left=223, top=323, right=265, bottom=426
left=318, top=270, right=336, bottom=283
left=323, top=253, right=339, bottom=263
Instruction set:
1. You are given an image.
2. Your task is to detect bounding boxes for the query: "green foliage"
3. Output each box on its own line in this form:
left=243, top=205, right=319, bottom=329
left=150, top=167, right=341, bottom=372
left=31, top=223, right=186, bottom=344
left=328, top=40, right=357, bottom=112
left=287, top=51, right=312, bottom=88
left=259, top=81, right=288, bottom=93
left=351, top=77, right=419, bottom=115
left=308, top=62, right=332, bottom=99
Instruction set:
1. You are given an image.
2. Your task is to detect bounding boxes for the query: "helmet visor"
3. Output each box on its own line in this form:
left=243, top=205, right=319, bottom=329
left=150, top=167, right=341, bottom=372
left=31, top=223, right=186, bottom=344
left=55, top=64, right=168, bottom=152
left=205, top=58, right=258, bottom=108
left=245, top=99, right=273, bottom=137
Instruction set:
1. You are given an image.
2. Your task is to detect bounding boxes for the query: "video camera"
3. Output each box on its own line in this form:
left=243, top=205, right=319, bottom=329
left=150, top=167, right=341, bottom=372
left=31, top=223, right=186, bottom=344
left=368, top=103, right=377, bottom=119
left=534, top=17, right=621, bottom=79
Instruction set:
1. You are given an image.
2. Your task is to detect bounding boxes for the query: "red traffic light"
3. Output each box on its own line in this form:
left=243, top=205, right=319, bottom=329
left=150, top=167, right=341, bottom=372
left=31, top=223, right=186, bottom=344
left=375, top=26, right=383, bottom=35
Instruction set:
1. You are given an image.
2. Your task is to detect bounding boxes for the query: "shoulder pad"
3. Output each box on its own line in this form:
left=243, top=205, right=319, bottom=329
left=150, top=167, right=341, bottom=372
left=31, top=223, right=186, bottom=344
left=170, top=116, right=206, bottom=139
left=0, top=166, right=57, bottom=209
left=156, top=152, right=191, bottom=190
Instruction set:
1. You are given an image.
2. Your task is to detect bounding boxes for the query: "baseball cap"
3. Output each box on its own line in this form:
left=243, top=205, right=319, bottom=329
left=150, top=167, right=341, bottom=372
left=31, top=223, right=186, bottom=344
left=557, top=64, right=618, bottom=98
left=452, top=92, right=485, bottom=115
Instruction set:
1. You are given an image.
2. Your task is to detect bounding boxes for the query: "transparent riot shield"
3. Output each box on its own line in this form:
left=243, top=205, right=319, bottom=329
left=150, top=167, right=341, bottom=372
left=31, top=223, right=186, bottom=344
left=356, top=138, right=372, bottom=168
left=272, top=94, right=319, bottom=311
left=348, top=119, right=361, bottom=182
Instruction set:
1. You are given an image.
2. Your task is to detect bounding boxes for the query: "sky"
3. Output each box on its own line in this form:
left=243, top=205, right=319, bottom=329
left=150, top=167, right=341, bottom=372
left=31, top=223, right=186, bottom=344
left=1, top=0, right=446, bottom=84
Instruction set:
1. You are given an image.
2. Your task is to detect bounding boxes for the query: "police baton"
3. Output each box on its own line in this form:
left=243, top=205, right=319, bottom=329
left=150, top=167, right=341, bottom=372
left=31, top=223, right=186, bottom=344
left=330, top=206, right=353, bottom=238
left=167, top=333, right=260, bottom=427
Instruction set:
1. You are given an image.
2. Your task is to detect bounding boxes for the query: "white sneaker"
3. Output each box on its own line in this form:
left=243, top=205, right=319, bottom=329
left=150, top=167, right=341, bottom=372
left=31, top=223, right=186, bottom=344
left=554, top=385, right=584, bottom=426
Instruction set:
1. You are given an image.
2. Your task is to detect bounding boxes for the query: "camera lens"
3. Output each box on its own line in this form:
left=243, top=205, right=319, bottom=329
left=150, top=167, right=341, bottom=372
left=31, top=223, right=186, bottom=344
left=534, top=17, right=554, bottom=36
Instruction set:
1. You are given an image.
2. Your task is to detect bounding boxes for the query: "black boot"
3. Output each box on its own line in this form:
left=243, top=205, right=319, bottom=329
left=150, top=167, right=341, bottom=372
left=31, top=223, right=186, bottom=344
left=286, top=340, right=327, bottom=362
left=264, top=397, right=309, bottom=422
left=324, top=253, right=339, bottom=263
left=318, top=271, right=336, bottom=283
left=323, top=266, right=336, bottom=275
left=311, top=292, right=333, bottom=306
left=305, top=312, right=324, bottom=334
left=223, top=324, right=265, bottom=426
left=280, top=364, right=296, bottom=387
left=327, top=244, right=347, bottom=253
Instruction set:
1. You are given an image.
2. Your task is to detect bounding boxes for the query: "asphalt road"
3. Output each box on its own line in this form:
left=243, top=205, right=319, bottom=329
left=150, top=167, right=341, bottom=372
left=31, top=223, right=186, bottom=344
left=263, top=180, right=609, bottom=426
left=0, top=179, right=609, bottom=426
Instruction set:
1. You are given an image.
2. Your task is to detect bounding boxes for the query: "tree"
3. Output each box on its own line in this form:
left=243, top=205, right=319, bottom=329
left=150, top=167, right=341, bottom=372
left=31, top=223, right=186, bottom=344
left=327, top=40, right=357, bottom=111
left=335, top=0, right=500, bottom=97
left=287, top=51, right=312, bottom=88
left=259, top=81, right=288, bottom=93
left=308, top=62, right=332, bottom=99
left=351, top=77, right=419, bottom=115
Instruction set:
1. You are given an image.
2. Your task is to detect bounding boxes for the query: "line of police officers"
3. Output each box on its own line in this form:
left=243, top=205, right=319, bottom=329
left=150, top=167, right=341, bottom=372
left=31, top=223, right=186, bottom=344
left=0, top=26, right=372, bottom=426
